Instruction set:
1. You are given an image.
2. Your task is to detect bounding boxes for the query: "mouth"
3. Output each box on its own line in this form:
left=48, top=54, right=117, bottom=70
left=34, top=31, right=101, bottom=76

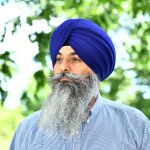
left=60, top=78, right=73, bottom=82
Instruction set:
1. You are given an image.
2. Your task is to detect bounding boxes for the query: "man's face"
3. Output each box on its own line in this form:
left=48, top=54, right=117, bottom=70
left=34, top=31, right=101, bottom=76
left=38, top=46, right=99, bottom=139
left=53, top=46, right=93, bottom=77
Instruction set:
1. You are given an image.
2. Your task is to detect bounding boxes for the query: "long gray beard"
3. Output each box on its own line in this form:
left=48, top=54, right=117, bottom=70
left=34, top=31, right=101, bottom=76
left=38, top=73, right=99, bottom=139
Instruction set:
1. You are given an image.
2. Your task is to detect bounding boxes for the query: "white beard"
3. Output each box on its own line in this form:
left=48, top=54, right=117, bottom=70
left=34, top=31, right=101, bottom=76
left=38, top=73, right=99, bottom=139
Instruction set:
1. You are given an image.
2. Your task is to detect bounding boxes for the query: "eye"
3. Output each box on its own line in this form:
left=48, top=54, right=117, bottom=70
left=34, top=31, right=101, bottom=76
left=56, top=57, right=62, bottom=63
left=71, top=57, right=81, bottom=63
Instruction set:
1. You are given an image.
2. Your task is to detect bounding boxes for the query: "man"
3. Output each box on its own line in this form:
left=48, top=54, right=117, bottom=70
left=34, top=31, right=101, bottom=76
left=10, top=18, right=150, bottom=150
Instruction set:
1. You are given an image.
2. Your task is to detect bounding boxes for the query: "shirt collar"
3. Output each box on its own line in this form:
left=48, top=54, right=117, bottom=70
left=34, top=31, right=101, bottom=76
left=82, top=93, right=103, bottom=123
left=89, top=93, right=103, bottom=119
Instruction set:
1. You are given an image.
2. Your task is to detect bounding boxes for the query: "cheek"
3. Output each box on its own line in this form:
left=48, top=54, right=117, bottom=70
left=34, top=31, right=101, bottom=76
left=83, top=67, right=93, bottom=75
left=53, top=65, right=59, bottom=75
left=73, top=65, right=93, bottom=75
left=83, top=68, right=93, bottom=75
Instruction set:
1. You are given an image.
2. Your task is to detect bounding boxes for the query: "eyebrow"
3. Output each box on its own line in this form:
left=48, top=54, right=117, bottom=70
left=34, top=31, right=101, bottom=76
left=57, top=52, right=77, bottom=56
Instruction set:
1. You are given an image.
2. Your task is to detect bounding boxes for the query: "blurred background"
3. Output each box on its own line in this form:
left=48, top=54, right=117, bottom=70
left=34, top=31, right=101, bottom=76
left=0, top=0, right=150, bottom=149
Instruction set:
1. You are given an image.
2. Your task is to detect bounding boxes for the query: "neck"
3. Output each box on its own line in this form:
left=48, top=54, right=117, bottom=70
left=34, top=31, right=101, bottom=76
left=81, top=96, right=97, bottom=122
left=88, top=97, right=97, bottom=109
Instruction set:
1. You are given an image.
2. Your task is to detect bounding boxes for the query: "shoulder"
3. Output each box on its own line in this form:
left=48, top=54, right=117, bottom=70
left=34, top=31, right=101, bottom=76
left=16, top=110, right=41, bottom=135
left=14, top=110, right=41, bottom=139
left=101, top=97, right=149, bottom=124
left=102, top=98, right=150, bottom=126
left=10, top=111, right=41, bottom=149
left=97, top=97, right=150, bottom=149
left=101, top=97, right=150, bottom=143
left=21, top=110, right=41, bottom=126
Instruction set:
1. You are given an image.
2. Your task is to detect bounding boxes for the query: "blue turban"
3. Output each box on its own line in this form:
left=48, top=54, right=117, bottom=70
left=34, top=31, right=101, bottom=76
left=50, top=18, right=116, bottom=81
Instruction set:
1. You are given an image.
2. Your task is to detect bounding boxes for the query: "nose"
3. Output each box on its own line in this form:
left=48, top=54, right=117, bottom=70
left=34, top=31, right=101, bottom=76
left=60, top=60, right=70, bottom=73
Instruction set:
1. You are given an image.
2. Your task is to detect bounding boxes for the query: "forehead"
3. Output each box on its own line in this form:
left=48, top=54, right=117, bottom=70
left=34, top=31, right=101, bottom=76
left=58, top=46, right=77, bottom=56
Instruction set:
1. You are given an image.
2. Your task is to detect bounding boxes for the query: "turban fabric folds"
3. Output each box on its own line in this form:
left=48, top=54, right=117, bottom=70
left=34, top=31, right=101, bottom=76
left=50, top=18, right=116, bottom=81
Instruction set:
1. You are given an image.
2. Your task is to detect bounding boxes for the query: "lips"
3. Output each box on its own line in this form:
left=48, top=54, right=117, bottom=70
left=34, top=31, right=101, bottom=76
left=60, top=78, right=72, bottom=82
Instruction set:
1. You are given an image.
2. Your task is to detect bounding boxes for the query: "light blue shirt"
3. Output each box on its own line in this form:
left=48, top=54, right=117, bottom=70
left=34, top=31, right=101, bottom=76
left=10, top=95, right=150, bottom=150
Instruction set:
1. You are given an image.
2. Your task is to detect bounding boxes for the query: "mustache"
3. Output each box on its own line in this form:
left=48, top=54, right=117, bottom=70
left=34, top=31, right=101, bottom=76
left=50, top=73, right=91, bottom=83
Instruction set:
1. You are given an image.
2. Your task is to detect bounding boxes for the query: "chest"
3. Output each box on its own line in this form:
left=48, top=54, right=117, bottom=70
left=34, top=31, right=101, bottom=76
left=25, top=117, right=137, bottom=150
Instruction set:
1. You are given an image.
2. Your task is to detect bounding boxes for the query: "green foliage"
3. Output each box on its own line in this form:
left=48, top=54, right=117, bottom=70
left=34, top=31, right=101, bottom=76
left=0, top=51, right=16, bottom=105
left=0, top=0, right=150, bottom=119
left=0, top=107, right=25, bottom=150
left=0, top=1, right=150, bottom=149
